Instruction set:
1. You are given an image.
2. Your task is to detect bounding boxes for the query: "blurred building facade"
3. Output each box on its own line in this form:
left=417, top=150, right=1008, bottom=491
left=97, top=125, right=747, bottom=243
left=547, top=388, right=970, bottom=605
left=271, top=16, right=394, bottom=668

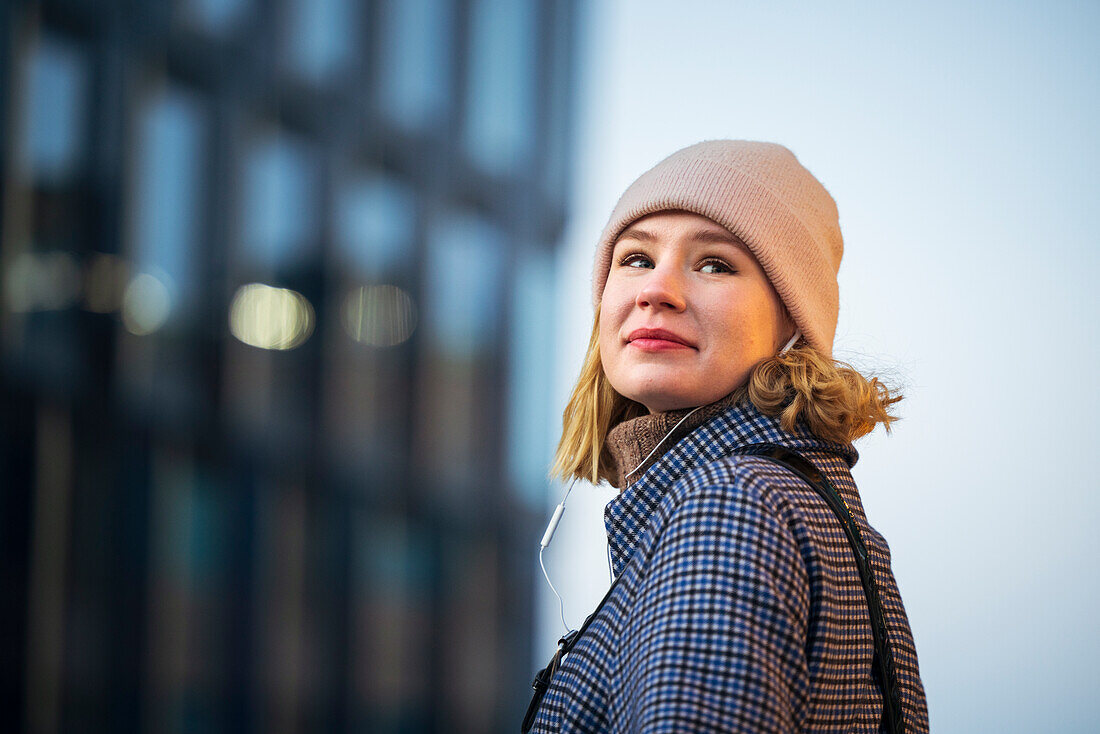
left=0, top=0, right=581, bottom=731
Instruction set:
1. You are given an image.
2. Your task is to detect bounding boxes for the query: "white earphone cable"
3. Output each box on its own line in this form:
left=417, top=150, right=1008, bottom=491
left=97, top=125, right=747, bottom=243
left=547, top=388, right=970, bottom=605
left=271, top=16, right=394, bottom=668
left=540, top=478, right=578, bottom=633
left=780, top=329, right=802, bottom=355
left=540, top=544, right=571, bottom=633
left=624, top=404, right=705, bottom=481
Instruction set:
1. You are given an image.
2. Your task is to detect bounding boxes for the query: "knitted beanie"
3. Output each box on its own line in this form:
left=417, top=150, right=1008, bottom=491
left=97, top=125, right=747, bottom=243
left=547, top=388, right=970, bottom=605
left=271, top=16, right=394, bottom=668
left=592, top=140, right=844, bottom=359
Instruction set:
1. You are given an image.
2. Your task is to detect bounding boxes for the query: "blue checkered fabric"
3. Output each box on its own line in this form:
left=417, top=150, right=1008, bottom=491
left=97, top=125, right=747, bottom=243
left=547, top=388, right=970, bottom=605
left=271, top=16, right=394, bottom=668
left=529, top=400, right=928, bottom=733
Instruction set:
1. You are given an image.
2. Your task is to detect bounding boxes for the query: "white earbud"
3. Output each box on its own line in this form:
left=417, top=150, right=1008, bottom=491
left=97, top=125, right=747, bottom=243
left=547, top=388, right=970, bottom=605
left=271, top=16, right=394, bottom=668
left=780, top=329, right=802, bottom=355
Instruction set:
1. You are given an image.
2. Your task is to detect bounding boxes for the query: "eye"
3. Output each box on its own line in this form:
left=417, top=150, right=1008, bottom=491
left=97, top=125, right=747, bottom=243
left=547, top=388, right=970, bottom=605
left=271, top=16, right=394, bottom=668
left=618, top=253, right=654, bottom=269
left=699, top=257, right=735, bottom=274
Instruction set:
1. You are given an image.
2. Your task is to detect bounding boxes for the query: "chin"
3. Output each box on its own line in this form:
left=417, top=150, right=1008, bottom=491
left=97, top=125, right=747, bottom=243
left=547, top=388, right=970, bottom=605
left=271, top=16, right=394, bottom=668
left=622, top=375, right=737, bottom=414
left=622, top=385, right=704, bottom=414
left=639, top=396, right=699, bottom=413
left=610, top=364, right=734, bottom=413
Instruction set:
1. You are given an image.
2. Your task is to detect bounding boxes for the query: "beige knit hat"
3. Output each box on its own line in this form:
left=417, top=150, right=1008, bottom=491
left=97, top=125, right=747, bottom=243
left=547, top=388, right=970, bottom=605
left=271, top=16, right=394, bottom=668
left=592, top=140, right=844, bottom=359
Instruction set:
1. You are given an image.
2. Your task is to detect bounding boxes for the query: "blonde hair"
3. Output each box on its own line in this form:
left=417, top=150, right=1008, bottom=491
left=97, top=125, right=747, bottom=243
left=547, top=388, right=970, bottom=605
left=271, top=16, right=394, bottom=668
left=550, top=310, right=904, bottom=485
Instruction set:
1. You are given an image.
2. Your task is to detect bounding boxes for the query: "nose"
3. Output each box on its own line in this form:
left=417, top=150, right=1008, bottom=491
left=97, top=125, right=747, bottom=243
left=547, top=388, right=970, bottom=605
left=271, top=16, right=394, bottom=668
left=635, top=263, right=686, bottom=312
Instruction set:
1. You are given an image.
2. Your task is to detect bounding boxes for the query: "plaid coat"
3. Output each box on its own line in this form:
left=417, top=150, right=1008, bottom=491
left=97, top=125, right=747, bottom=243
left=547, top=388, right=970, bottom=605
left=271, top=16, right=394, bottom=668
left=529, top=400, right=928, bottom=732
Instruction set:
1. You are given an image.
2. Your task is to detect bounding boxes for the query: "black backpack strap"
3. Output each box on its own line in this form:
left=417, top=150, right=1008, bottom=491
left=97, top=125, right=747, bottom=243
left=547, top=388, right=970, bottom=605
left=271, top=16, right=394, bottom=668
left=522, top=575, right=622, bottom=732
left=733, top=443, right=906, bottom=734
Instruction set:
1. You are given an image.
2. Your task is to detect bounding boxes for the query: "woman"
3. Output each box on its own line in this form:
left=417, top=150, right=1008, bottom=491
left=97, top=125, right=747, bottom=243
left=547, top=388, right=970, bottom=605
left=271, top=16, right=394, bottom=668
left=526, top=141, right=929, bottom=732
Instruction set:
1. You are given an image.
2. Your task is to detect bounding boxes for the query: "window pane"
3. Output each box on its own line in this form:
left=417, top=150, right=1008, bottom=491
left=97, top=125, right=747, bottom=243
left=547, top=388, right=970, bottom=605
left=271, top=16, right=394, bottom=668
left=131, top=84, right=206, bottom=322
left=241, top=132, right=320, bottom=268
left=349, top=513, right=431, bottom=728
left=377, top=0, right=453, bottom=129
left=543, top=0, right=575, bottom=195
left=439, top=538, right=499, bottom=730
left=146, top=447, right=243, bottom=732
left=21, top=34, right=87, bottom=184
left=254, top=481, right=308, bottom=730
left=507, top=249, right=554, bottom=507
left=423, top=211, right=503, bottom=357
left=285, top=0, right=357, bottom=83
left=463, top=0, right=537, bottom=173
left=334, top=173, right=416, bottom=278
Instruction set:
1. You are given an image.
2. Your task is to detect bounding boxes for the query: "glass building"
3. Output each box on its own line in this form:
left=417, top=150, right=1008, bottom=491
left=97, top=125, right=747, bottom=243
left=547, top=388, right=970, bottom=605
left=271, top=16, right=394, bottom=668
left=0, top=0, right=581, bottom=731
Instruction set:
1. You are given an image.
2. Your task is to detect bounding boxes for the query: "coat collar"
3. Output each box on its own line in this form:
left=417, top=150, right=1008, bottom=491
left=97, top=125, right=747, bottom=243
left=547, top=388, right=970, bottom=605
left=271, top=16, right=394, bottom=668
left=604, top=391, right=742, bottom=491
left=603, top=397, right=859, bottom=577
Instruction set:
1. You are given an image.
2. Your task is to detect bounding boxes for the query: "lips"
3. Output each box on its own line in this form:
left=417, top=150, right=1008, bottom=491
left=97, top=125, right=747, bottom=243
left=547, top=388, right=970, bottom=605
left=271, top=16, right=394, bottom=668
left=627, top=327, right=695, bottom=350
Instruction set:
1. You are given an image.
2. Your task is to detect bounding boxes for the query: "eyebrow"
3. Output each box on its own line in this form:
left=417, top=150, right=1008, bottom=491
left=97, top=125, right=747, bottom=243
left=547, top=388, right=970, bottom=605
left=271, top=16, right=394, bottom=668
left=616, top=224, right=749, bottom=252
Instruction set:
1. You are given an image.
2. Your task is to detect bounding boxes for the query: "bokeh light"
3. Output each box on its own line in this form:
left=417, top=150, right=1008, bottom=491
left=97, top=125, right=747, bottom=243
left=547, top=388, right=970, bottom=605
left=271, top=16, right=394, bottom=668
left=341, top=284, right=417, bottom=347
left=228, top=282, right=314, bottom=350
left=121, top=272, right=172, bottom=335
left=3, top=251, right=81, bottom=312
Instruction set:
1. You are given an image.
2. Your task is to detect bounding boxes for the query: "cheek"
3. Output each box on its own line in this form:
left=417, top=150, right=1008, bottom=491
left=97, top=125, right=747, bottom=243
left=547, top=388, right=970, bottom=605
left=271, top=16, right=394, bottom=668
left=601, top=276, right=633, bottom=313
left=598, top=309, right=619, bottom=366
left=599, top=282, right=632, bottom=337
left=703, top=294, right=775, bottom=354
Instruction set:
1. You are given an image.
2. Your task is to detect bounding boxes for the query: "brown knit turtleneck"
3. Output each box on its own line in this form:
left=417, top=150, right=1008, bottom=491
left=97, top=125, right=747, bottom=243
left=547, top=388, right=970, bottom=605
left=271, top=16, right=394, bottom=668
left=605, top=391, right=743, bottom=490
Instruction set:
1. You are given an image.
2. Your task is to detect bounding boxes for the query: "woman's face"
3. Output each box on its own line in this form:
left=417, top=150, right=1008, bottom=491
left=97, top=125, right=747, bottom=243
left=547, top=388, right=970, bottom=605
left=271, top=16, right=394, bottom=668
left=599, top=210, right=795, bottom=413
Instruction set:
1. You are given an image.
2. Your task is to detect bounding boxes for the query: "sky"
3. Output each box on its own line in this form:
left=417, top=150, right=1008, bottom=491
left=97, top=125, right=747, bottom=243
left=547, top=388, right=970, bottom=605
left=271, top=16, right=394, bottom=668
left=538, top=1, right=1100, bottom=731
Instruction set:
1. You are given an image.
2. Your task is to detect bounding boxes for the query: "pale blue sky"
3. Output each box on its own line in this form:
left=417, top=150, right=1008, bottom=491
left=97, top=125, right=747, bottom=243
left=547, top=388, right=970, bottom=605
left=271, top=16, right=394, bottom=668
left=541, top=2, right=1100, bottom=731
